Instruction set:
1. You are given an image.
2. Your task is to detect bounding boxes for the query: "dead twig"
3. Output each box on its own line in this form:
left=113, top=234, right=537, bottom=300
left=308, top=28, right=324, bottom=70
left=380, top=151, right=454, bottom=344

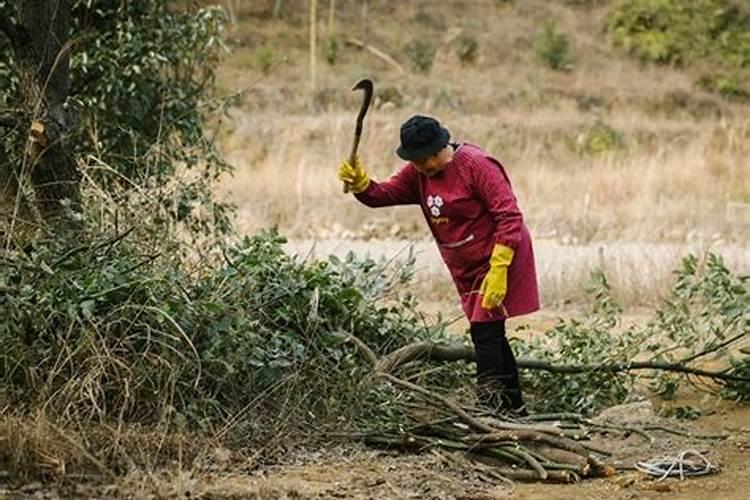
left=379, top=373, right=496, bottom=434
left=344, top=37, right=405, bottom=73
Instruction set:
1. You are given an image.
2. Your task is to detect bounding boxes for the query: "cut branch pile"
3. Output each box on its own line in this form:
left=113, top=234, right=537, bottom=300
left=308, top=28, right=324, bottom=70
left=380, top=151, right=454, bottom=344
left=344, top=335, right=738, bottom=483
left=368, top=373, right=615, bottom=483
left=344, top=335, right=613, bottom=483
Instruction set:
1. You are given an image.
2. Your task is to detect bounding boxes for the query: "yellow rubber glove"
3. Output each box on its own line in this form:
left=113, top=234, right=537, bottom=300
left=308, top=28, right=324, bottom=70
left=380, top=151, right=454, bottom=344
left=338, top=157, right=370, bottom=194
left=480, top=243, right=515, bottom=310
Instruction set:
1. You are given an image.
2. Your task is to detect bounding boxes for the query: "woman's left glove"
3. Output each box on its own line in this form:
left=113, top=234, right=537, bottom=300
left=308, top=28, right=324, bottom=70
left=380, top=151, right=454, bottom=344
left=480, top=243, right=515, bottom=310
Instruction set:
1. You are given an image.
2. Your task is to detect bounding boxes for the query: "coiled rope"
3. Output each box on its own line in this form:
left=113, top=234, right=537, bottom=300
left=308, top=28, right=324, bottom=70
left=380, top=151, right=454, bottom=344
left=634, top=449, right=719, bottom=480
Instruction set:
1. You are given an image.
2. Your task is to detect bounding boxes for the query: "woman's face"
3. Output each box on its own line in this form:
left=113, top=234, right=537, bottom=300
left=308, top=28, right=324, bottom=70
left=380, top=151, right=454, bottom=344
left=412, top=145, right=454, bottom=177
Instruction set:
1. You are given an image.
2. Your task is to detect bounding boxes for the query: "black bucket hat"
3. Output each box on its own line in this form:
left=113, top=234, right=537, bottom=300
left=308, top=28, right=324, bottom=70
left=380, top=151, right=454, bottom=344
left=396, top=115, right=450, bottom=161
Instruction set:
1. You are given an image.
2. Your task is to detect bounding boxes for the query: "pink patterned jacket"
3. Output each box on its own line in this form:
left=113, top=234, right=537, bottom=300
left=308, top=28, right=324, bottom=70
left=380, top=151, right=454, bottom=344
left=354, top=143, right=540, bottom=322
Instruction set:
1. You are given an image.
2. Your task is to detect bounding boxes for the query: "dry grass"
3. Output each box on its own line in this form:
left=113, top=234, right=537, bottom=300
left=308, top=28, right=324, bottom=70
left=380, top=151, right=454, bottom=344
left=220, top=109, right=750, bottom=243
left=0, top=404, right=306, bottom=486
left=213, top=0, right=750, bottom=308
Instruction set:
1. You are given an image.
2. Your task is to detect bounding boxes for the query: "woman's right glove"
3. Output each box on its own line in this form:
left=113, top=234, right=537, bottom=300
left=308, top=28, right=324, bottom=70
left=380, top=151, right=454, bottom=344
left=338, top=157, right=370, bottom=194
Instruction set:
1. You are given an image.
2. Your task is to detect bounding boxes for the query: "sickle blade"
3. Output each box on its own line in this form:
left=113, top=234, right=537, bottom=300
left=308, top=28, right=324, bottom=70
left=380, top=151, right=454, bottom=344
left=352, top=78, right=374, bottom=131
left=344, top=78, right=374, bottom=193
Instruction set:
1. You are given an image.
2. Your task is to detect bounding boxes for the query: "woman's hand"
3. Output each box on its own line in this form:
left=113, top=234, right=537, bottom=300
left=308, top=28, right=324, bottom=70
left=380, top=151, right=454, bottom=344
left=480, top=243, right=514, bottom=310
left=338, top=157, right=371, bottom=193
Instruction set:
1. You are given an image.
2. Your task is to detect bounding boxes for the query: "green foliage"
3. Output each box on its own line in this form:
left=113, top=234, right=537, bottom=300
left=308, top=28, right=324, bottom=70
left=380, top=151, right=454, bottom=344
left=255, top=46, right=277, bottom=74
left=519, top=254, right=750, bottom=414
left=0, top=0, right=231, bottom=236
left=608, top=0, right=750, bottom=68
left=723, top=358, right=750, bottom=401
left=640, top=253, right=750, bottom=397
left=70, top=1, right=228, bottom=175
left=659, top=405, right=703, bottom=420
left=0, top=230, right=444, bottom=429
left=575, top=119, right=623, bottom=155
left=517, top=270, right=641, bottom=414
left=404, top=39, right=436, bottom=74
left=323, top=37, right=339, bottom=65
left=534, top=19, right=573, bottom=71
left=698, top=71, right=750, bottom=101
left=456, top=33, right=479, bottom=65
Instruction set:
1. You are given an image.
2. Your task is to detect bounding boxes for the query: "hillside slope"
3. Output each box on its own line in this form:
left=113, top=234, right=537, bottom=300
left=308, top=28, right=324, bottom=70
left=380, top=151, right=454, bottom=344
left=215, top=0, right=750, bottom=245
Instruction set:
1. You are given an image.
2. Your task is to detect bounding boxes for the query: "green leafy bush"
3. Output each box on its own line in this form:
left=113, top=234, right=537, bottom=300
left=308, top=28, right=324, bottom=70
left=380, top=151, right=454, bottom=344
left=575, top=119, right=623, bottom=155
left=609, top=0, right=750, bottom=68
left=255, top=46, right=277, bottom=74
left=0, top=230, right=442, bottom=430
left=323, top=36, right=339, bottom=65
left=404, top=39, right=436, bottom=74
left=640, top=253, right=750, bottom=398
left=534, top=19, right=573, bottom=71
left=517, top=271, right=641, bottom=414
left=519, top=254, right=750, bottom=414
left=723, top=358, right=750, bottom=401
left=0, top=0, right=232, bottom=236
left=698, top=71, right=750, bottom=101
left=456, top=33, right=479, bottom=65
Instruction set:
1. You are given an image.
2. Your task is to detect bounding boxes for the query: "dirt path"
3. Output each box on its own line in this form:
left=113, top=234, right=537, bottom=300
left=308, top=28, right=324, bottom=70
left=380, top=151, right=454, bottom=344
left=515, top=404, right=750, bottom=500
left=58, top=402, right=743, bottom=499
left=2, top=402, right=747, bottom=499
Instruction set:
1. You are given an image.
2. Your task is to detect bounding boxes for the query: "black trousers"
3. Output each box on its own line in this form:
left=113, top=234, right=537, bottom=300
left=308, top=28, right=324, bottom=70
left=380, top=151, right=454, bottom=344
left=469, top=320, right=525, bottom=413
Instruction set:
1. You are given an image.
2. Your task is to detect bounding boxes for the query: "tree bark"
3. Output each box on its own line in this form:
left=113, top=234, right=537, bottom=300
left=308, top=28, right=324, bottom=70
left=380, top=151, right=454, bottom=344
left=2, top=1, right=81, bottom=228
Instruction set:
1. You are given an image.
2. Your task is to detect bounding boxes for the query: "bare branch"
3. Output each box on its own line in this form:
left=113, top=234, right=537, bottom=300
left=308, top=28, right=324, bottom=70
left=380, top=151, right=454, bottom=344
left=376, top=340, right=750, bottom=384
left=345, top=334, right=379, bottom=367
left=344, top=37, right=405, bottom=73
left=379, top=372, right=498, bottom=434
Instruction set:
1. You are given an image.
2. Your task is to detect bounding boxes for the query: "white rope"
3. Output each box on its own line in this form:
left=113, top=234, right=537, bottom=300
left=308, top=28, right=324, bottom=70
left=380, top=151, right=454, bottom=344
left=634, top=449, right=719, bottom=480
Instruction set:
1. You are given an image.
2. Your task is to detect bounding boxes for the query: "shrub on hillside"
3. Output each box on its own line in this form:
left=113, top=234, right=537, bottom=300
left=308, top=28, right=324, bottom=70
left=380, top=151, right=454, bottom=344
left=575, top=119, right=623, bottom=155
left=534, top=19, right=573, bottom=71
left=698, top=71, right=750, bottom=101
left=608, top=0, right=750, bottom=68
left=456, top=33, right=479, bottom=65
left=404, top=39, right=436, bottom=74
left=323, top=36, right=339, bottom=65
left=609, top=0, right=750, bottom=98
left=255, top=46, right=277, bottom=75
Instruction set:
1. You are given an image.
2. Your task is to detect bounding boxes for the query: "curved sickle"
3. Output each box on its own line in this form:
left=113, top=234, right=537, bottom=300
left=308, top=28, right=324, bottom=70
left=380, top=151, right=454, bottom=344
left=349, top=78, right=373, bottom=165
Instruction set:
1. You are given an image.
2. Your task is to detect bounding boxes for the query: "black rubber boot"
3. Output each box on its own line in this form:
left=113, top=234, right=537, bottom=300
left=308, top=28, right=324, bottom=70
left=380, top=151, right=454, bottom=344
left=470, top=320, right=527, bottom=416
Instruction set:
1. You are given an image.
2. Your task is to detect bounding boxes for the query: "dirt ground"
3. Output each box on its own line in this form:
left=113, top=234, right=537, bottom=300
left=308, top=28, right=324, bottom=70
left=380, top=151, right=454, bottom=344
left=138, top=403, right=748, bottom=499
left=147, top=402, right=750, bottom=500
left=4, top=401, right=745, bottom=499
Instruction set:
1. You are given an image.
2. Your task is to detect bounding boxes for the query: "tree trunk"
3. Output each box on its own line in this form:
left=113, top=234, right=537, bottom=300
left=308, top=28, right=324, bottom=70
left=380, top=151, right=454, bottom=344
left=1, top=0, right=81, bottom=229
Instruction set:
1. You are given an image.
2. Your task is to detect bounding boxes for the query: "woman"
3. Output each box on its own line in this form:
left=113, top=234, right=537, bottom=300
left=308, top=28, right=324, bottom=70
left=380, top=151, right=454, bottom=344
left=338, top=115, right=540, bottom=415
